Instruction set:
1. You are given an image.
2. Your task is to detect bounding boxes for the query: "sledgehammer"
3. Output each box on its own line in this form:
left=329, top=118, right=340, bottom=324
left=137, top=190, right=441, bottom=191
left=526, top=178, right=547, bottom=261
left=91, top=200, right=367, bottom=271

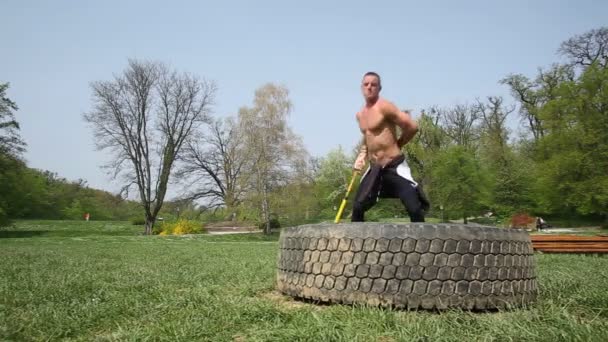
left=334, top=171, right=359, bottom=223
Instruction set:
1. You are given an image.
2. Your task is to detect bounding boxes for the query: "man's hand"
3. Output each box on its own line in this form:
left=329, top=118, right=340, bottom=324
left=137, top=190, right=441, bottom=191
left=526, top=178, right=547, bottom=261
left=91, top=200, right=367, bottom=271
left=397, top=135, right=406, bottom=148
left=353, top=155, right=366, bottom=171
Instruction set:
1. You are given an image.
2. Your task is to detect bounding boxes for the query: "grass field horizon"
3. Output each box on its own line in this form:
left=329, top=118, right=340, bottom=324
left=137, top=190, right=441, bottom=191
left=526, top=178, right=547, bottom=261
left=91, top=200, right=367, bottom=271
left=1, top=220, right=607, bottom=341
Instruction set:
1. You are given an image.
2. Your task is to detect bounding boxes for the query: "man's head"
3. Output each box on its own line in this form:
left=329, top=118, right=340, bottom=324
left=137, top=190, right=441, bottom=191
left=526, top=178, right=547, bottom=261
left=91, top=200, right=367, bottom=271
left=361, top=71, right=382, bottom=102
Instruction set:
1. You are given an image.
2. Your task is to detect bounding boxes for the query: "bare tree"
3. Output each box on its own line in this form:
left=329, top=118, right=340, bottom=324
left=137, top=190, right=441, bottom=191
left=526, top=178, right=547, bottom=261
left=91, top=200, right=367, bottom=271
left=84, top=59, right=216, bottom=234
left=177, top=116, right=249, bottom=210
left=559, top=27, right=608, bottom=68
left=475, top=96, right=515, bottom=164
left=238, top=83, right=307, bottom=234
left=416, top=108, right=445, bottom=151
left=441, top=104, right=479, bottom=149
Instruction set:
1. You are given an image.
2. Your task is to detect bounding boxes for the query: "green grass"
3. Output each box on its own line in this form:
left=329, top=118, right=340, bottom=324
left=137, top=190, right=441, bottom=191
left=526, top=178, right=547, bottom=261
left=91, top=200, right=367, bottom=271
left=1, top=220, right=607, bottom=341
left=0, top=219, right=143, bottom=238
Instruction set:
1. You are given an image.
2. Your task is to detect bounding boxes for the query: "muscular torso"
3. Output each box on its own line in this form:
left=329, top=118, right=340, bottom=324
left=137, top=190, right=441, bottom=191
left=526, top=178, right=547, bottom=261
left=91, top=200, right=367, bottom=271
left=357, top=99, right=402, bottom=167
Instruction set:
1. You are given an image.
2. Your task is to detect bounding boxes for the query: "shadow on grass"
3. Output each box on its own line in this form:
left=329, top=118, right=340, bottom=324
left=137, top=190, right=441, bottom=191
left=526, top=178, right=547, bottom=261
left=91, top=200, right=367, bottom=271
left=202, top=232, right=280, bottom=242
left=0, top=230, right=141, bottom=238
left=257, top=289, right=517, bottom=314
left=0, top=230, right=50, bottom=238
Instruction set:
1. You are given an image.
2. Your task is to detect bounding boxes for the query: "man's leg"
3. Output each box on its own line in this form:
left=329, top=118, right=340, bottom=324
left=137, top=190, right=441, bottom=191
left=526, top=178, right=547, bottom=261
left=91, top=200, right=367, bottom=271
left=351, top=166, right=381, bottom=222
left=351, top=197, right=376, bottom=222
left=382, top=172, right=425, bottom=222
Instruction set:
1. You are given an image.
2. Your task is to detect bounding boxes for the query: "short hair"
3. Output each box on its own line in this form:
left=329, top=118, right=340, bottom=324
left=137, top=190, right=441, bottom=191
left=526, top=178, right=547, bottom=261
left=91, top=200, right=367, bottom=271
left=362, top=71, right=382, bottom=89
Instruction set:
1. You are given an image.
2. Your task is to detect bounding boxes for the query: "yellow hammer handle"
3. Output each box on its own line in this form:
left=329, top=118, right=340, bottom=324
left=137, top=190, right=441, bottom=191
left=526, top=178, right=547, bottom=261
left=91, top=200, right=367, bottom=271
left=334, top=171, right=359, bottom=223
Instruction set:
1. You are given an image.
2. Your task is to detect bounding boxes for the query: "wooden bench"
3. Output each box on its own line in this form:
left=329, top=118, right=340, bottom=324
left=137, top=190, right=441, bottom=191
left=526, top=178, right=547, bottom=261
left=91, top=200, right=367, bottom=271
left=531, top=235, right=608, bottom=253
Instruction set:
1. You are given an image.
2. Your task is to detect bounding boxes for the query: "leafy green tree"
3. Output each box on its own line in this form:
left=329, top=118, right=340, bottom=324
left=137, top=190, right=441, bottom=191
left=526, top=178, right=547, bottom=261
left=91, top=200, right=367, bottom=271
left=488, top=151, right=535, bottom=216
left=501, top=65, right=574, bottom=142
left=63, top=199, right=84, bottom=220
left=404, top=109, right=448, bottom=188
left=534, top=64, right=608, bottom=218
left=0, top=82, right=27, bottom=226
left=312, top=146, right=353, bottom=220
left=474, top=97, right=533, bottom=216
left=0, top=83, right=26, bottom=157
left=430, top=146, right=487, bottom=223
left=0, top=154, right=26, bottom=226
left=5, top=164, right=143, bottom=222
left=11, top=168, right=52, bottom=219
left=237, top=83, right=308, bottom=233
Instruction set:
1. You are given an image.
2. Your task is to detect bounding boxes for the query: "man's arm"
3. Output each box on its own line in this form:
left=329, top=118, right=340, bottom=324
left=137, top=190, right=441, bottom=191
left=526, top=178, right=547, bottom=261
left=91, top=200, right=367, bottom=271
left=383, top=101, right=418, bottom=148
left=353, top=136, right=367, bottom=171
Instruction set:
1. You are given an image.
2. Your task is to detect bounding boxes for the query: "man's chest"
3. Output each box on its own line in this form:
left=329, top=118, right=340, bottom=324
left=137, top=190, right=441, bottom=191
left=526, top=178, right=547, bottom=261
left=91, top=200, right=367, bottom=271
left=358, top=109, right=386, bottom=132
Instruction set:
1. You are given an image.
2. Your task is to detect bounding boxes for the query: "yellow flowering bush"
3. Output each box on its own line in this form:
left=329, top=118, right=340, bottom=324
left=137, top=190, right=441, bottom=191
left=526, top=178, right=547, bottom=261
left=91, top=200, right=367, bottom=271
left=155, top=219, right=205, bottom=235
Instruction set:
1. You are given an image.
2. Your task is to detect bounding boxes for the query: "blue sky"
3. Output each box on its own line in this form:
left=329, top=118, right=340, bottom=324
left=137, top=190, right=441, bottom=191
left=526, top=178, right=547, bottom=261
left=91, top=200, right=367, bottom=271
left=2, top=0, right=607, bottom=195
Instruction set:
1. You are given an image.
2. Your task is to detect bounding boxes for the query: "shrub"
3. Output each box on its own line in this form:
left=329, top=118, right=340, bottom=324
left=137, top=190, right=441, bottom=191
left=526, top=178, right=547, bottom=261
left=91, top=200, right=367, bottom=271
left=156, top=219, right=205, bottom=235
left=130, top=217, right=146, bottom=225
left=0, top=206, right=11, bottom=227
left=257, top=217, right=281, bottom=230
left=509, top=213, right=536, bottom=229
left=152, top=223, right=164, bottom=235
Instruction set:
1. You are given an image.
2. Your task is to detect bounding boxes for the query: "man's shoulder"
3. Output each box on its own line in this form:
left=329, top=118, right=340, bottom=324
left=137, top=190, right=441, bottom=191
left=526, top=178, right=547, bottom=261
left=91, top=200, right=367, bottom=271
left=377, top=97, right=397, bottom=109
left=376, top=98, right=399, bottom=116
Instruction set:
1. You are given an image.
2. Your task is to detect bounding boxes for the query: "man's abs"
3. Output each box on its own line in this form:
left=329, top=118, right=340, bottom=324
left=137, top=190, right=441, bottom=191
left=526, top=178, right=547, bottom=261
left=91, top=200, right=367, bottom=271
left=365, top=131, right=401, bottom=167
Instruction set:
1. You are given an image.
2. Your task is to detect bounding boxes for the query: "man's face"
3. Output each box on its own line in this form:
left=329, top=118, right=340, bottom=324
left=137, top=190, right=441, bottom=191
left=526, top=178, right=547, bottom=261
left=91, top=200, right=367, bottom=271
left=361, top=75, right=381, bottom=100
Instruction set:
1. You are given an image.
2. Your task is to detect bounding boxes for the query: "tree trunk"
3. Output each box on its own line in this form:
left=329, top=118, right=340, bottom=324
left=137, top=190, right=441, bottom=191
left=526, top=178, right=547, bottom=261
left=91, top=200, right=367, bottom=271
left=144, top=215, right=155, bottom=235
left=262, top=195, right=271, bottom=235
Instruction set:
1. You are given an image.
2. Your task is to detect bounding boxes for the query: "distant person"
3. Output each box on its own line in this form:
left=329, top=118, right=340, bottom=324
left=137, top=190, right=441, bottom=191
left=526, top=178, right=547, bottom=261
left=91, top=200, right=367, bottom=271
left=536, top=217, right=550, bottom=230
left=351, top=72, right=429, bottom=222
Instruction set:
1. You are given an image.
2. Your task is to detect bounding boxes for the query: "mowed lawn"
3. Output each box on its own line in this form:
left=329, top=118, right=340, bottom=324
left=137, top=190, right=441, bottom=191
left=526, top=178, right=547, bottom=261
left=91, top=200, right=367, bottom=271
left=1, top=221, right=607, bottom=341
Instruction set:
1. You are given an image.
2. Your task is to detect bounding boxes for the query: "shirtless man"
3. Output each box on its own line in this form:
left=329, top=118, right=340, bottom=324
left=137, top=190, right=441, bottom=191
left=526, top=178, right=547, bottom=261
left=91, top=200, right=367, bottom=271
left=351, top=71, right=428, bottom=222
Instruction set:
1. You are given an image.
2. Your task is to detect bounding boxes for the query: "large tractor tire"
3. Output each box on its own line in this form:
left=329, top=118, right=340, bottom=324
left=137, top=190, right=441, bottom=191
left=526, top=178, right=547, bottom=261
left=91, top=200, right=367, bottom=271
left=276, top=223, right=537, bottom=310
